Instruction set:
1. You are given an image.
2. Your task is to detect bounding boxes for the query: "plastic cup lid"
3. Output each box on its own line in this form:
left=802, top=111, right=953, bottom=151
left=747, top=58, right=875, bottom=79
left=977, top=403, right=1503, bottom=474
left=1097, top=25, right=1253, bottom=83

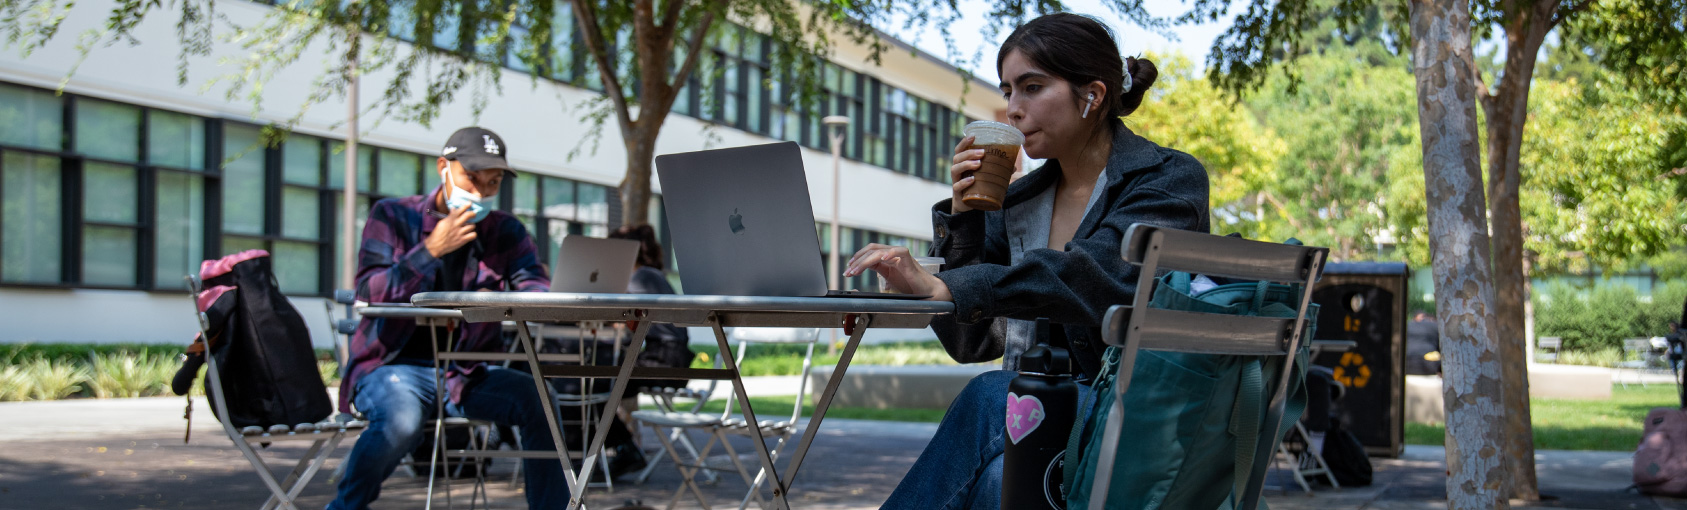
left=963, top=121, right=1025, bottom=145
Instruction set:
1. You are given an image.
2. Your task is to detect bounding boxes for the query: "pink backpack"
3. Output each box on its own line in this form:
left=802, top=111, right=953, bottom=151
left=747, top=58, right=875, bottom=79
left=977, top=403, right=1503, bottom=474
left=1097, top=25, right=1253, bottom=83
left=1635, top=407, right=1687, bottom=496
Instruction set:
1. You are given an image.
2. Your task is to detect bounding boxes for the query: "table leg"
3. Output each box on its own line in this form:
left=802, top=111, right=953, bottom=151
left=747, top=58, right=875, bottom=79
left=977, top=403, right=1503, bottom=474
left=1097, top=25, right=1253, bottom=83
left=425, top=318, right=454, bottom=510
left=513, top=320, right=587, bottom=509
left=574, top=319, right=650, bottom=498
left=773, top=313, right=870, bottom=509
left=707, top=315, right=789, bottom=510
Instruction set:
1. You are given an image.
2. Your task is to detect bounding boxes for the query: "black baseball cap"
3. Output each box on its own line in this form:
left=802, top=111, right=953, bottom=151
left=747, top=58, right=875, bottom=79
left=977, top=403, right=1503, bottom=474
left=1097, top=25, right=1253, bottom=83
left=441, top=127, right=515, bottom=175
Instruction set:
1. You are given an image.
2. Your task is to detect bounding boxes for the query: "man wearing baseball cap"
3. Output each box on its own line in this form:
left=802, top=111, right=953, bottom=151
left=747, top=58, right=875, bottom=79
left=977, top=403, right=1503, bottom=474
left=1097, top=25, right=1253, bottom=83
left=329, top=127, right=567, bottom=510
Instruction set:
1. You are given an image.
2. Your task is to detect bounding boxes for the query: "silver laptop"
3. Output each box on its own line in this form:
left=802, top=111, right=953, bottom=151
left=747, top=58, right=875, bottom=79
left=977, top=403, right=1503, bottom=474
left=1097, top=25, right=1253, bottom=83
left=550, top=236, right=641, bottom=293
left=654, top=141, right=927, bottom=299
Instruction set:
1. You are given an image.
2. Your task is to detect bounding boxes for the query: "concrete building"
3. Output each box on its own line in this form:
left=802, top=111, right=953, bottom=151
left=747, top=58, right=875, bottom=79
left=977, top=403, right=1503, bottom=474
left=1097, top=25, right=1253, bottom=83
left=0, top=0, right=1006, bottom=346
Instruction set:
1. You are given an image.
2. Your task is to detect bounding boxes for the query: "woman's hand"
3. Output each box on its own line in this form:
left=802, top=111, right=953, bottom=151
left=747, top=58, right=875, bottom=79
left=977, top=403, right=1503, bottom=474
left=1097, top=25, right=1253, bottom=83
left=843, top=244, right=952, bottom=302
left=950, top=136, right=986, bottom=214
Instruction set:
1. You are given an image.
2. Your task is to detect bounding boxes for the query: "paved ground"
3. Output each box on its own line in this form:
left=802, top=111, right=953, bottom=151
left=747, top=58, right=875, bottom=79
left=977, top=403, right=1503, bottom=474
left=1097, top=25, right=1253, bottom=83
left=4, top=378, right=1687, bottom=509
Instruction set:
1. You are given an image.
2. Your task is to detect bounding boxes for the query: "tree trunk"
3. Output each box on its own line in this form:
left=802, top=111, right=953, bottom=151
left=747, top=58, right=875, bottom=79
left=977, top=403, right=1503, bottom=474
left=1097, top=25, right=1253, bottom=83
left=620, top=130, right=656, bottom=227
left=1485, top=2, right=1557, bottom=498
left=1410, top=0, right=1511, bottom=506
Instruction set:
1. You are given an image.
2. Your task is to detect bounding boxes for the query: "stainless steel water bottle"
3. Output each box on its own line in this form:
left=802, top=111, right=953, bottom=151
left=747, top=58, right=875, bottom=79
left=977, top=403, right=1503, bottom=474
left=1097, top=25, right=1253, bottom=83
left=1003, top=319, right=1078, bottom=510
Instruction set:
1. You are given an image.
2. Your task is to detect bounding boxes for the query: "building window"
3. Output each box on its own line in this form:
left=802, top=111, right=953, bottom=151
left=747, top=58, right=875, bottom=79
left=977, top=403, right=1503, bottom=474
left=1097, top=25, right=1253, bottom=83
left=1, top=151, right=62, bottom=284
left=82, top=161, right=141, bottom=287
left=221, top=125, right=267, bottom=238
left=0, top=84, right=63, bottom=151
left=154, top=169, right=204, bottom=290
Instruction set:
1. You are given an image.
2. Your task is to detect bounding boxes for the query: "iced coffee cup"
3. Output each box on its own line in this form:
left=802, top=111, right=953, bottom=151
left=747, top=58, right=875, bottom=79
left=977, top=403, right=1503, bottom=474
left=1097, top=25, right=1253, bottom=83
left=959, top=121, right=1024, bottom=212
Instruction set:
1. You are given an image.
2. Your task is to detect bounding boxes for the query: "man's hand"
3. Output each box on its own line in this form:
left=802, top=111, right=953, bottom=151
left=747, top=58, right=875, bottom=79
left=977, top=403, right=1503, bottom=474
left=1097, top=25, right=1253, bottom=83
left=426, top=205, right=479, bottom=258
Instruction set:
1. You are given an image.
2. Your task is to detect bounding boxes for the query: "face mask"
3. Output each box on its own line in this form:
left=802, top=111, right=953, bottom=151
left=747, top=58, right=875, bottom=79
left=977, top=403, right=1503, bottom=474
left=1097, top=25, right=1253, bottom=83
left=442, top=166, right=491, bottom=224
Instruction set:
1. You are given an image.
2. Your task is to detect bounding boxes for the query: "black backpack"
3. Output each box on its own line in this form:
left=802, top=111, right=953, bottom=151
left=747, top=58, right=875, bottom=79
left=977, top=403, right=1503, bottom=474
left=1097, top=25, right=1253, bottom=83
left=178, top=251, right=332, bottom=428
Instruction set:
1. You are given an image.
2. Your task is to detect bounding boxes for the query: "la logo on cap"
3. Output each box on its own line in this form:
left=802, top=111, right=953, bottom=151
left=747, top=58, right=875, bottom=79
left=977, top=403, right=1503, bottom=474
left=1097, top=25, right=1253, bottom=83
left=483, top=135, right=500, bottom=155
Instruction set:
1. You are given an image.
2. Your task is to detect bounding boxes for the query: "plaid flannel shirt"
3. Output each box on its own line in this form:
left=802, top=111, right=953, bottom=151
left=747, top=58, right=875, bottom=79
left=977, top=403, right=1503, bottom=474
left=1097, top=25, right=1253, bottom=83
left=338, top=186, right=549, bottom=413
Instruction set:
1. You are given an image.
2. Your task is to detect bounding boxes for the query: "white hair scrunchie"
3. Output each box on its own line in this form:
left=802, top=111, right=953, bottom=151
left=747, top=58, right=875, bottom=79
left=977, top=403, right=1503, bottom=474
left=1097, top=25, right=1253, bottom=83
left=1122, top=58, right=1134, bottom=94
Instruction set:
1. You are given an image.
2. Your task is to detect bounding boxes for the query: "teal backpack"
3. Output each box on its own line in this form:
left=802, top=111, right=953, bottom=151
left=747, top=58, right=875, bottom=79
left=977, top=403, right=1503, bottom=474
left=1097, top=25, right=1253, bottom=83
left=1063, top=271, right=1318, bottom=509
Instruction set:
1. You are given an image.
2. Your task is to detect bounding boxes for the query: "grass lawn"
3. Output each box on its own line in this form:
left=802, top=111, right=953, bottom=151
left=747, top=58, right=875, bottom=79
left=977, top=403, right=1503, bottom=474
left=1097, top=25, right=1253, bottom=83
left=641, top=395, right=947, bottom=423
left=1405, top=384, right=1681, bottom=451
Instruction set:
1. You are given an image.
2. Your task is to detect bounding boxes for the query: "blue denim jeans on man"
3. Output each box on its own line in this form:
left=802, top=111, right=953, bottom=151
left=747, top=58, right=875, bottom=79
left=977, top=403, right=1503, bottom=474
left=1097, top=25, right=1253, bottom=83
left=326, top=362, right=568, bottom=510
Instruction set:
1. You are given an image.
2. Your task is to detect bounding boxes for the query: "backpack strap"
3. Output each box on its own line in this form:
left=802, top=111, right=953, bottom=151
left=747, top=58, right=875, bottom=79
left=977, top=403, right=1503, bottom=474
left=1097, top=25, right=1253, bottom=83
left=1230, top=358, right=1265, bottom=502
left=1065, top=346, right=1119, bottom=498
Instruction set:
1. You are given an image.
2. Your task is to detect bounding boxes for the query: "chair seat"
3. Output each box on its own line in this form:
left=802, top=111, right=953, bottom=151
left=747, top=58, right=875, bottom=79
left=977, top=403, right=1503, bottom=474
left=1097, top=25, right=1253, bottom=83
left=719, top=418, right=794, bottom=433
left=631, top=410, right=721, bottom=427
left=239, top=416, right=366, bottom=437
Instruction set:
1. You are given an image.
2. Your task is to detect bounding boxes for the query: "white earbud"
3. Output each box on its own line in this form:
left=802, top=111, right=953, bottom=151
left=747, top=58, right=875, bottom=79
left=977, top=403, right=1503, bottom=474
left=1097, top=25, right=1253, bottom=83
left=1081, top=93, right=1096, bottom=119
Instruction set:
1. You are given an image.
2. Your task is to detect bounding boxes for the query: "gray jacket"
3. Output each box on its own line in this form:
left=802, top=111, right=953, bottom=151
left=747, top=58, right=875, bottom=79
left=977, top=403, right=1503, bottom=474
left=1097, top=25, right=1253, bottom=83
left=929, top=121, right=1210, bottom=381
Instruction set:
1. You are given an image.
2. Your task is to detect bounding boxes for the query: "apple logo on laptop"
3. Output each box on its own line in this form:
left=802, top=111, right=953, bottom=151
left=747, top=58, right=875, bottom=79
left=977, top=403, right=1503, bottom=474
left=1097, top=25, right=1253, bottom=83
left=589, top=270, right=599, bottom=283
left=729, top=208, right=745, bottom=234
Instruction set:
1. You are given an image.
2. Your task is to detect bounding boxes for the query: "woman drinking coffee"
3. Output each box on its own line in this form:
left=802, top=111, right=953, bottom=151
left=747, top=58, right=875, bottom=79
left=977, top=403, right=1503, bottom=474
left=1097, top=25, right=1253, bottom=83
left=844, top=12, right=1210, bottom=509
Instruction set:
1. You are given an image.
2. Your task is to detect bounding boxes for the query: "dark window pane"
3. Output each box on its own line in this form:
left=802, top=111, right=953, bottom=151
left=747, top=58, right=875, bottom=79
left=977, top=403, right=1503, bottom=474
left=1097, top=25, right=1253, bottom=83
left=148, top=110, right=206, bottom=170
left=83, top=226, right=137, bottom=286
left=513, top=170, right=537, bottom=216
left=74, top=99, right=141, bottom=162
left=576, top=182, right=607, bottom=224
left=377, top=150, right=421, bottom=196
left=283, top=136, right=322, bottom=186
left=155, top=171, right=205, bottom=289
left=0, top=84, right=63, bottom=150
left=1, top=152, right=61, bottom=283
left=222, top=235, right=265, bottom=256
left=222, top=125, right=267, bottom=235
left=282, top=185, right=320, bottom=239
left=272, top=240, right=319, bottom=294
left=84, top=162, right=138, bottom=224
left=548, top=1, right=575, bottom=82
left=328, top=142, right=374, bottom=192
left=542, top=176, right=575, bottom=219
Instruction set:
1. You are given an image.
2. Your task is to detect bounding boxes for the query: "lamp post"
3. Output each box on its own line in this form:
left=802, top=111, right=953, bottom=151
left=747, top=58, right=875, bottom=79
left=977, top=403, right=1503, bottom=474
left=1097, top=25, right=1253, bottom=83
left=823, top=115, right=850, bottom=354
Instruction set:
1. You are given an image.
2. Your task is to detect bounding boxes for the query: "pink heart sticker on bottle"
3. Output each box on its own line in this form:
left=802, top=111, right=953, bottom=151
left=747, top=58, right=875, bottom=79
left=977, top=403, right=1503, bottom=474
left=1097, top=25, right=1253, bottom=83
left=1005, top=392, right=1046, bottom=445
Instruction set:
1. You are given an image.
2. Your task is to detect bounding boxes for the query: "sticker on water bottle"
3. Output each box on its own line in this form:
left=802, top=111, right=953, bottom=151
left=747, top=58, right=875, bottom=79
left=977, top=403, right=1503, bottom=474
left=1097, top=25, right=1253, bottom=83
left=1006, top=392, right=1045, bottom=445
left=1046, top=450, right=1067, bottom=509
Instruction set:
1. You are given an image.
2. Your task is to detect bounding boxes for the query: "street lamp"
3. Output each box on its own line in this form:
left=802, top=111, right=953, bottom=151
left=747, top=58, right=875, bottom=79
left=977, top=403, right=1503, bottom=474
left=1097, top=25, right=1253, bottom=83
left=824, top=115, right=850, bottom=354
left=823, top=115, right=850, bottom=294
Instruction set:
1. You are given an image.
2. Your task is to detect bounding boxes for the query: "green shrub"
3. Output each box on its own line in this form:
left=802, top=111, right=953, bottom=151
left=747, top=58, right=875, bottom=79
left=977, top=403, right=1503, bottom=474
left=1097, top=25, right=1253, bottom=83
left=22, top=359, right=90, bottom=400
left=1556, top=347, right=1623, bottom=368
left=1535, top=280, right=1686, bottom=353
left=88, top=352, right=172, bottom=398
left=0, top=365, right=30, bottom=401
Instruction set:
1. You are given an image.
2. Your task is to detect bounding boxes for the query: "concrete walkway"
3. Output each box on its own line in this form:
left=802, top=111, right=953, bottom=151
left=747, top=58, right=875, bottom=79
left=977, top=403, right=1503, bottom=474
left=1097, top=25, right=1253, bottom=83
left=3, top=385, right=1686, bottom=509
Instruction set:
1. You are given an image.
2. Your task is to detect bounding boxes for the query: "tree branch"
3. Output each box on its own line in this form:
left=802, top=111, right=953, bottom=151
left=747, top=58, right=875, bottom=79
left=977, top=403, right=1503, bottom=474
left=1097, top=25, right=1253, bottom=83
left=657, top=0, right=683, bottom=34
left=570, top=0, right=632, bottom=130
left=1466, top=49, right=1495, bottom=116
left=669, top=0, right=722, bottom=97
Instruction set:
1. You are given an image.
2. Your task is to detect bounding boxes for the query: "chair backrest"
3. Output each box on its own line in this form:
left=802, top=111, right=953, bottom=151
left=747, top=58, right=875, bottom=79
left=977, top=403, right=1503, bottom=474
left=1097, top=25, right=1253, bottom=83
left=322, top=289, right=359, bottom=379
left=1537, top=337, right=1562, bottom=350
left=1089, top=224, right=1327, bottom=510
left=1626, top=338, right=1653, bottom=355
left=719, top=327, right=822, bottom=426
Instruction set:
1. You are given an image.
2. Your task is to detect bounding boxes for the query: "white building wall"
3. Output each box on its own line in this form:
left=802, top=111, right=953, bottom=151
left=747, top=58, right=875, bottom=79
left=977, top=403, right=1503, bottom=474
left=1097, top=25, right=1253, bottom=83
left=0, top=0, right=1001, bottom=344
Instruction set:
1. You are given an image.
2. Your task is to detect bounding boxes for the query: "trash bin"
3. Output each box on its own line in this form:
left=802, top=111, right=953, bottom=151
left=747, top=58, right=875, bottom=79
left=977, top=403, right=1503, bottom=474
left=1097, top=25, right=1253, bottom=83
left=1311, top=262, right=1409, bottom=458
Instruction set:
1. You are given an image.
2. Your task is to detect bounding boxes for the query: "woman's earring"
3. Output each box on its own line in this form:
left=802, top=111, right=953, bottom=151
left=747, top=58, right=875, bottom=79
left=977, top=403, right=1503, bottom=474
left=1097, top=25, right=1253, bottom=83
left=1081, top=93, right=1096, bottom=119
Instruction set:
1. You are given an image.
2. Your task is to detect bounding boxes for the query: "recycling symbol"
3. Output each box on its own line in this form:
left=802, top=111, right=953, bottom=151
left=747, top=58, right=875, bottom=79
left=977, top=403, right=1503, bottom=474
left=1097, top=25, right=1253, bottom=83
left=1332, top=351, right=1371, bottom=388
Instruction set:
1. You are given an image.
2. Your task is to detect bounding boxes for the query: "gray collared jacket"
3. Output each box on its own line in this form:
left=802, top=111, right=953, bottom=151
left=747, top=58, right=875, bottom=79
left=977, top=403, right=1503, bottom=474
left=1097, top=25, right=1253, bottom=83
left=929, top=121, right=1210, bottom=381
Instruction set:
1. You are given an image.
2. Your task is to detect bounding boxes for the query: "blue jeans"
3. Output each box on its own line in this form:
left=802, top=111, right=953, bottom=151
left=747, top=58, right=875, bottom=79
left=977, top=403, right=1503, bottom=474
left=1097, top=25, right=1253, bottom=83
left=327, top=363, right=568, bottom=510
left=881, top=370, right=1092, bottom=510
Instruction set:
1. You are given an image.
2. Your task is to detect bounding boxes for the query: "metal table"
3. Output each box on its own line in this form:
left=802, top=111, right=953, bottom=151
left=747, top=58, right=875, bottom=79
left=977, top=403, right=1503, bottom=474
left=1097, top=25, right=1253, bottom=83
left=411, top=292, right=954, bottom=510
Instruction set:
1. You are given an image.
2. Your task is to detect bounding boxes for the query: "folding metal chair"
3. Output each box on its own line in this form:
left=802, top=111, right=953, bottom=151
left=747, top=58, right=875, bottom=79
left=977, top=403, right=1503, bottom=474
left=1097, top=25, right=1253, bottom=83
left=1090, top=224, right=1327, bottom=510
left=631, top=327, right=821, bottom=510
left=320, top=290, right=498, bottom=509
left=187, top=276, right=366, bottom=510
